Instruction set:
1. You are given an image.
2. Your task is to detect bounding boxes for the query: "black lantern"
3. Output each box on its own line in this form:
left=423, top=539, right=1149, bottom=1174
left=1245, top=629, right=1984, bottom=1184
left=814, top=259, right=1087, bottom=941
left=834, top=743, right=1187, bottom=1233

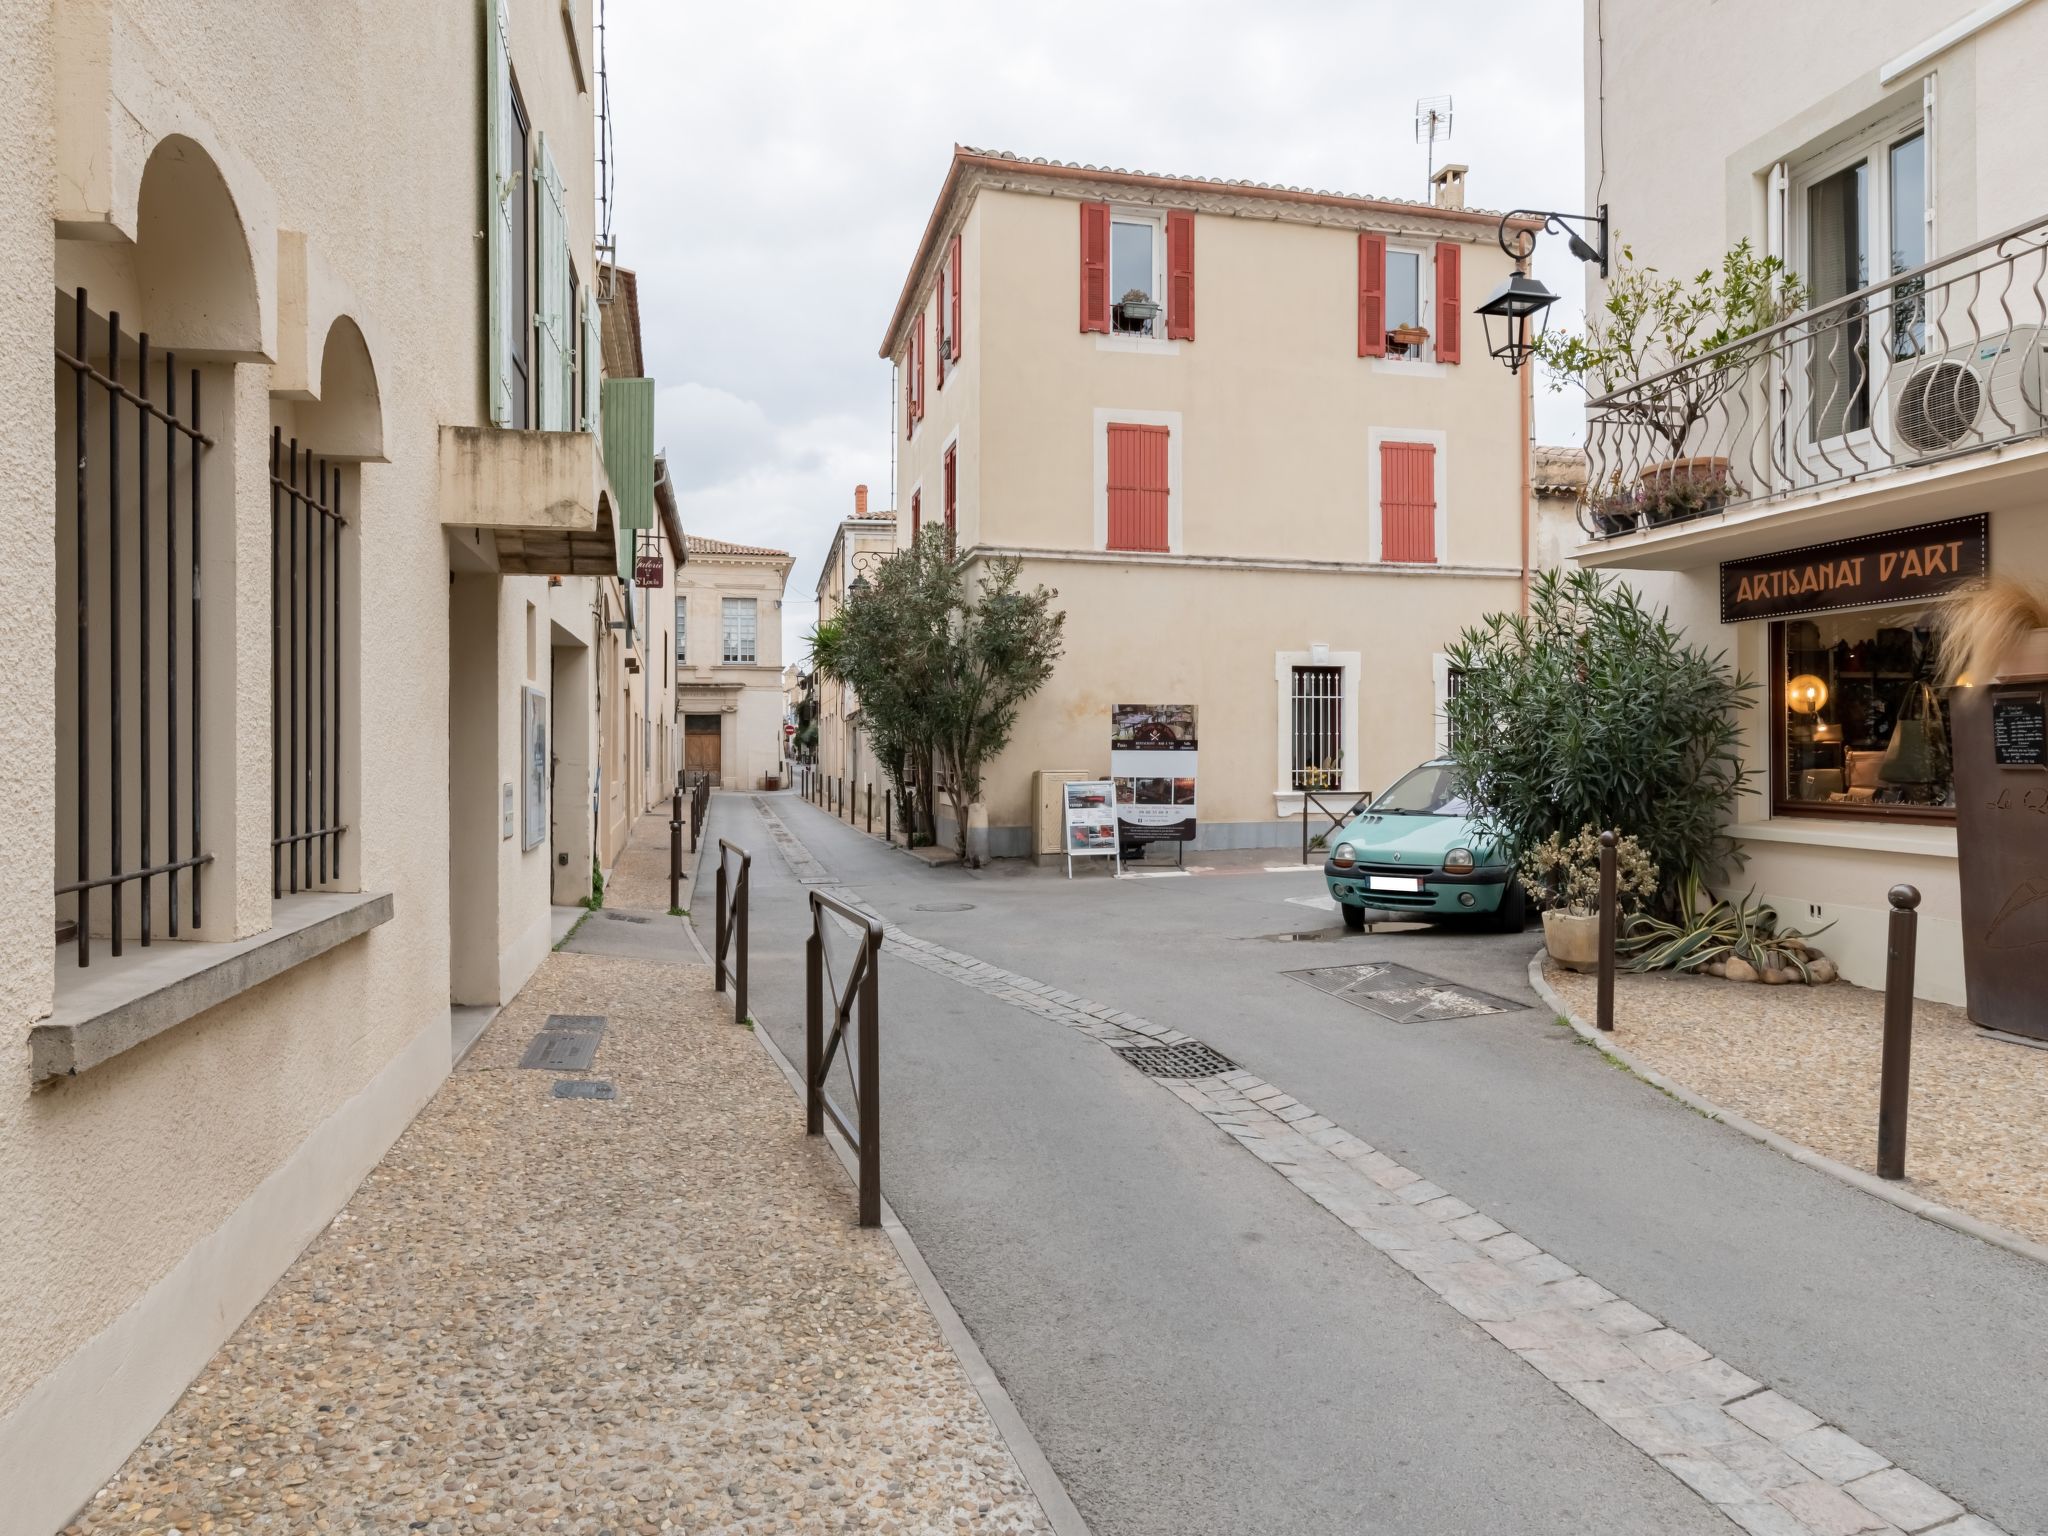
left=1477, top=270, right=1560, bottom=372
left=848, top=573, right=870, bottom=595
left=1480, top=204, right=1610, bottom=373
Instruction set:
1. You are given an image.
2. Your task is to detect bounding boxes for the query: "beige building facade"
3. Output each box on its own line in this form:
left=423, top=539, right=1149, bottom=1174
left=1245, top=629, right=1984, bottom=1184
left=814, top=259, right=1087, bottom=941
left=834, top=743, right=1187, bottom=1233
left=881, top=148, right=1538, bottom=857
left=1572, top=0, right=2048, bottom=1001
left=812, top=483, right=898, bottom=796
left=675, top=535, right=795, bottom=790
left=0, top=2, right=661, bottom=1527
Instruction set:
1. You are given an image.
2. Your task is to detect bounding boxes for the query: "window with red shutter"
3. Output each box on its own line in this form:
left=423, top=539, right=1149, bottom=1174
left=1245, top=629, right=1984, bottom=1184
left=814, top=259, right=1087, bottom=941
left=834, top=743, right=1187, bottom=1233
left=1434, top=241, right=1462, bottom=363
left=949, top=235, right=963, bottom=361
left=1079, top=202, right=1111, bottom=333
left=1379, top=441, right=1437, bottom=563
left=943, top=443, right=957, bottom=544
left=914, top=311, right=926, bottom=422
left=1166, top=210, right=1195, bottom=341
left=903, top=340, right=914, bottom=439
left=1106, top=423, right=1170, bottom=553
left=1358, top=233, right=1387, bottom=357
left=910, top=489, right=921, bottom=540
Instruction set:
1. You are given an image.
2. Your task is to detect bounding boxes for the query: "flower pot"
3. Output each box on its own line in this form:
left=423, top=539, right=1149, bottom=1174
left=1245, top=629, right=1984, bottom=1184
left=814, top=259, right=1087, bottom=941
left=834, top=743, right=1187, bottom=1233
left=1638, top=455, right=1734, bottom=525
left=1389, top=326, right=1430, bottom=348
left=1542, top=909, right=1603, bottom=972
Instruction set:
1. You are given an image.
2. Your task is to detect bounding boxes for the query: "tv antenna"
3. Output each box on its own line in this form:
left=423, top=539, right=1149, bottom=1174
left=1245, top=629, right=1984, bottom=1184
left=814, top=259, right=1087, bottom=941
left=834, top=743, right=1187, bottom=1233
left=1415, top=94, right=1453, bottom=192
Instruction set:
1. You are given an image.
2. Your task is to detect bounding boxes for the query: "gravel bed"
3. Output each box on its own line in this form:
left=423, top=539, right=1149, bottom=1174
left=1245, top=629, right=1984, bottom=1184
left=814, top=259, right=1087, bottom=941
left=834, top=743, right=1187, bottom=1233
left=603, top=812, right=687, bottom=911
left=64, top=943, right=1050, bottom=1534
left=1546, top=963, right=2048, bottom=1246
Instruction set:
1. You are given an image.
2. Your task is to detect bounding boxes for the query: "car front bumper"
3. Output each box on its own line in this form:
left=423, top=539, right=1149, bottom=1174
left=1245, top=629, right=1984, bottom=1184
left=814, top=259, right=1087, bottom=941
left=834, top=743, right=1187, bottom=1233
left=1323, top=861, right=1510, bottom=916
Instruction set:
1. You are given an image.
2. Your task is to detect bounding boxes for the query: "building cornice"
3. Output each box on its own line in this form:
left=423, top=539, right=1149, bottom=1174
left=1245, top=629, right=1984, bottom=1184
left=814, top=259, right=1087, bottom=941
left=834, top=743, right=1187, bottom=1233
left=963, top=543, right=1525, bottom=581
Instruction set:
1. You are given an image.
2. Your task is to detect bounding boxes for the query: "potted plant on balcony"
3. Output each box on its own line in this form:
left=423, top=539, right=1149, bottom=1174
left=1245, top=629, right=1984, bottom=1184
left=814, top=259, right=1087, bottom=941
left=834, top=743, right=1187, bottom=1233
left=1116, top=287, right=1162, bottom=330
left=1534, top=240, right=1805, bottom=528
left=1389, top=322, right=1430, bottom=351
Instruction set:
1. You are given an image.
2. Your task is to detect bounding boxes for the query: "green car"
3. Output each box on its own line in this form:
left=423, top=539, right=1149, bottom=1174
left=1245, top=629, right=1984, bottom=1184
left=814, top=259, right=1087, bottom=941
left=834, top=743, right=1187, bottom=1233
left=1322, top=759, right=1526, bottom=932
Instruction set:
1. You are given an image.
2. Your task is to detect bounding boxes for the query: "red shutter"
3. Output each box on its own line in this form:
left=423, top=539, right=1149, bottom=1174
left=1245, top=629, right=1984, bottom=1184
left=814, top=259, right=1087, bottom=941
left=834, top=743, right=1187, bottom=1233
left=903, top=339, right=914, bottom=439
left=1434, top=241, right=1462, bottom=364
left=1079, top=201, right=1111, bottom=333
left=1380, top=441, right=1437, bottom=563
left=1166, top=210, right=1195, bottom=341
left=943, top=444, right=958, bottom=542
left=910, top=489, right=921, bottom=539
left=1358, top=232, right=1387, bottom=358
left=1106, top=423, right=1170, bottom=552
left=914, top=311, right=926, bottom=422
left=949, top=235, right=963, bottom=360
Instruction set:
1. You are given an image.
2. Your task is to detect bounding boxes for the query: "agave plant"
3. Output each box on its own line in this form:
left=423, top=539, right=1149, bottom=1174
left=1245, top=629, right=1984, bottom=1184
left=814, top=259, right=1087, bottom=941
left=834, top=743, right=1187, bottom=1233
left=1620, top=878, right=1832, bottom=981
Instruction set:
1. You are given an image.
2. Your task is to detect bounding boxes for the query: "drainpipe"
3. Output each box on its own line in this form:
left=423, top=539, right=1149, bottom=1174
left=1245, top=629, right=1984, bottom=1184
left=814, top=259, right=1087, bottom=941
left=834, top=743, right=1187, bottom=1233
left=1520, top=343, right=1534, bottom=616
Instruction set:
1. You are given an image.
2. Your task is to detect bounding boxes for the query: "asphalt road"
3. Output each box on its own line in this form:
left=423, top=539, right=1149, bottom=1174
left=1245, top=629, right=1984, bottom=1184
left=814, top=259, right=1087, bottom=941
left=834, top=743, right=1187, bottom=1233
left=693, top=791, right=2048, bottom=1536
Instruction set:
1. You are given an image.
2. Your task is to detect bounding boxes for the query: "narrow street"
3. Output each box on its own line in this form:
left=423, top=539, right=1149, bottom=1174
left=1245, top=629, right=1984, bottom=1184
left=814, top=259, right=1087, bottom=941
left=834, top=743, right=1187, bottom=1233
left=699, top=789, right=2048, bottom=1536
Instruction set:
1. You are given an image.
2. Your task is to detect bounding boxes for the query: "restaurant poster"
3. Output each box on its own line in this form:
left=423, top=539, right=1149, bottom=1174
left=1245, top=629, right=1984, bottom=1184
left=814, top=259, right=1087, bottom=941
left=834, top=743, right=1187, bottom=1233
left=1062, top=780, right=1121, bottom=877
left=1111, top=704, right=1198, bottom=844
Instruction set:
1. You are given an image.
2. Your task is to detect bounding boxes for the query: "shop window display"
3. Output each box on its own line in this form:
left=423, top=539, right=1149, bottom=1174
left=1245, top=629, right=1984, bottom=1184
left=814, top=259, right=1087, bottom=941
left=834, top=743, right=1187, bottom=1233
left=1775, top=610, right=1953, bottom=817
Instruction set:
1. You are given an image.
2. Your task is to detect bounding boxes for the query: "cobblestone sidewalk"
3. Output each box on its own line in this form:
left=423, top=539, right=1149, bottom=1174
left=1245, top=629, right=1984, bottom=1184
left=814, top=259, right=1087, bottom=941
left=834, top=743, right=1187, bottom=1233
left=62, top=831, right=1051, bottom=1534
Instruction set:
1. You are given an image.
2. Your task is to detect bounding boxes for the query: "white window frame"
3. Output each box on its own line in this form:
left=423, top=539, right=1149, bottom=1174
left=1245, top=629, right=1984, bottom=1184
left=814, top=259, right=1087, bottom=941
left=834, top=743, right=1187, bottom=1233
left=721, top=596, right=758, bottom=665
left=1093, top=407, right=1183, bottom=555
left=1365, top=426, right=1449, bottom=565
left=1108, top=207, right=1167, bottom=338
left=1272, top=646, right=1362, bottom=811
left=1385, top=243, right=1435, bottom=359
left=906, top=477, right=924, bottom=545
left=1431, top=652, right=1462, bottom=756
left=940, top=426, right=961, bottom=538
left=674, top=593, right=687, bottom=664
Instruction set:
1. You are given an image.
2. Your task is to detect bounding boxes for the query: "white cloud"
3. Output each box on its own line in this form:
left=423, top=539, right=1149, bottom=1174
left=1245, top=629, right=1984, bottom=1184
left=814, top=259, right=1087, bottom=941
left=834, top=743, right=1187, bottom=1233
left=607, top=0, right=1588, bottom=664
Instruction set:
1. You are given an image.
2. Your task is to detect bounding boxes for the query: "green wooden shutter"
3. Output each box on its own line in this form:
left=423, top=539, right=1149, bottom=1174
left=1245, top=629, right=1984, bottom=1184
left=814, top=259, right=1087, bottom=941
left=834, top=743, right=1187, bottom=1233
left=534, top=132, right=569, bottom=430
left=581, top=285, right=602, bottom=431
left=603, top=376, right=656, bottom=579
left=485, top=0, right=514, bottom=426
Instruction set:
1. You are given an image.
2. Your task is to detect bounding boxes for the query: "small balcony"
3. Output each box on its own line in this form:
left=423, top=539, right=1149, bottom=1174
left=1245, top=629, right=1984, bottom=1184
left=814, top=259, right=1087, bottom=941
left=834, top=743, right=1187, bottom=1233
left=1580, top=214, right=2048, bottom=564
left=438, top=425, right=620, bottom=577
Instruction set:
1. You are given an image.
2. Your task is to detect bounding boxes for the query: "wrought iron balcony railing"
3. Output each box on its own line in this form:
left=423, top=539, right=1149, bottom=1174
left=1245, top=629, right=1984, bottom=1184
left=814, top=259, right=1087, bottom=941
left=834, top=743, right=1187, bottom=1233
left=1582, top=214, right=2048, bottom=539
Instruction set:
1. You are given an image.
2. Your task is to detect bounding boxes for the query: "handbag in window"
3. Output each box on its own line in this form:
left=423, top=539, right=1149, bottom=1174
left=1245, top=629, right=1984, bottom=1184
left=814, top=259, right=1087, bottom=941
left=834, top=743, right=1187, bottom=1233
left=1879, top=682, right=1947, bottom=785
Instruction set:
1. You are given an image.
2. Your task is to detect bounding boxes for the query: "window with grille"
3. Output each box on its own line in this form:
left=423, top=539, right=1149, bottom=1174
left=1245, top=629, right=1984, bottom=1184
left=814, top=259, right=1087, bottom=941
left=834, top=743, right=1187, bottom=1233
left=722, top=597, right=757, bottom=664
left=1291, top=666, right=1344, bottom=790
left=674, top=594, right=687, bottom=663
left=1442, top=665, right=1466, bottom=752
left=270, top=430, right=351, bottom=897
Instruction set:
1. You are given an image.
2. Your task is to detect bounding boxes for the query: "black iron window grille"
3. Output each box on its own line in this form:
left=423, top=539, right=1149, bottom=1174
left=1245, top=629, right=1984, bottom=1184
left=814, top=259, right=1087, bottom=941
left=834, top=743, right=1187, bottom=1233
left=270, top=428, right=349, bottom=895
left=55, top=289, right=213, bottom=967
left=1290, top=665, right=1344, bottom=791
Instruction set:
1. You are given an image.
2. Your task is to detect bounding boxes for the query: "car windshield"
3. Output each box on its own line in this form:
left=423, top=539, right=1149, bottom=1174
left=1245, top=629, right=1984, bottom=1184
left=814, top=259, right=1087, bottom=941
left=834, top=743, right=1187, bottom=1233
left=1372, top=763, right=1470, bottom=817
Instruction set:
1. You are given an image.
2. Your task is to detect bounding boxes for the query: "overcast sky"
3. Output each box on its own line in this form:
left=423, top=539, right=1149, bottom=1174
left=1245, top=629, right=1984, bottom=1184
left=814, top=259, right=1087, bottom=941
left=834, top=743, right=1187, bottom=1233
left=605, top=0, right=1587, bottom=663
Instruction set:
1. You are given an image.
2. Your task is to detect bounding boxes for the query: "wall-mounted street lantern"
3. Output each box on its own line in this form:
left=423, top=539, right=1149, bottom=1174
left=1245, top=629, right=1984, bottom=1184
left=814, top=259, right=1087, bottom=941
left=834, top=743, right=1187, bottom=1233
left=1476, top=205, right=1610, bottom=373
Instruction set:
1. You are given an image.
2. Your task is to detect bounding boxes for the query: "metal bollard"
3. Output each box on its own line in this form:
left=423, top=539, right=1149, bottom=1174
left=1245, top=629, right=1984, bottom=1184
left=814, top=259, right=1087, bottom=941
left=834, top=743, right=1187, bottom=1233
left=669, top=778, right=683, bottom=910
left=1877, top=884, right=1921, bottom=1181
left=1596, top=830, right=1617, bottom=1033
left=867, top=781, right=874, bottom=834
left=885, top=789, right=892, bottom=844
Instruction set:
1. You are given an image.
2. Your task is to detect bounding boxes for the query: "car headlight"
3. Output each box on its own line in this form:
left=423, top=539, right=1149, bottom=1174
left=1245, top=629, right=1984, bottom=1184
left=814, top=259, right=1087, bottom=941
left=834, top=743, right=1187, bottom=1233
left=1444, top=847, right=1476, bottom=873
left=1331, top=842, right=1357, bottom=868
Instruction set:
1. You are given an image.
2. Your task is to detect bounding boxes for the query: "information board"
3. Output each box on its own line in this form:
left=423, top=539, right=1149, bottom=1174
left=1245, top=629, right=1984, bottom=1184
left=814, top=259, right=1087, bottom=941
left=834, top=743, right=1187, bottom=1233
left=1992, top=689, right=2047, bottom=769
left=1062, top=780, right=1122, bottom=878
left=1110, top=704, right=1198, bottom=845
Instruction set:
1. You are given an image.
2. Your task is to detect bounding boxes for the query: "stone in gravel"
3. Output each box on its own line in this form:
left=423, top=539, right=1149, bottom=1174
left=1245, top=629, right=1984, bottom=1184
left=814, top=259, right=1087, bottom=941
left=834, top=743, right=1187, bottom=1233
left=1724, top=956, right=1761, bottom=983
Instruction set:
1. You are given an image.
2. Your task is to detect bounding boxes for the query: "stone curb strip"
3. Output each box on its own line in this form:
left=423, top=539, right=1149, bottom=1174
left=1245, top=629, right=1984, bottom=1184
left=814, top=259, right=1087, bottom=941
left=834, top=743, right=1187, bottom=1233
left=1527, top=956, right=2048, bottom=1272
left=693, top=799, right=1094, bottom=1536
left=759, top=793, right=2009, bottom=1536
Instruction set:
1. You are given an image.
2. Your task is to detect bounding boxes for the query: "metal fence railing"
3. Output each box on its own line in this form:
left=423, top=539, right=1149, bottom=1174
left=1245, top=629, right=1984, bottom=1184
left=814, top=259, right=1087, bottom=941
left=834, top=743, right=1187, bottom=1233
left=1301, top=789, right=1369, bottom=866
left=1583, top=212, right=2048, bottom=539
left=806, top=889, right=883, bottom=1226
left=714, top=838, right=749, bottom=1024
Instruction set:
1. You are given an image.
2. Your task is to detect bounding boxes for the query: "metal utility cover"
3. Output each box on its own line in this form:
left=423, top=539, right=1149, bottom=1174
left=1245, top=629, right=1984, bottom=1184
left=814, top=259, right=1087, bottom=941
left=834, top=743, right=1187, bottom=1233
left=602, top=912, right=651, bottom=924
left=552, top=1079, right=616, bottom=1100
left=1286, top=962, right=1518, bottom=1023
left=1114, top=1041, right=1238, bottom=1080
left=520, top=1031, right=600, bottom=1070
left=542, top=1013, right=607, bottom=1034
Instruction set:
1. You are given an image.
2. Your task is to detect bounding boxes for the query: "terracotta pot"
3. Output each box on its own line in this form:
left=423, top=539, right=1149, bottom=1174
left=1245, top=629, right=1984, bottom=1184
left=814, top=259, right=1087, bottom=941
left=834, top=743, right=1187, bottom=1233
left=1542, top=909, right=1602, bottom=972
left=1638, top=454, right=1731, bottom=488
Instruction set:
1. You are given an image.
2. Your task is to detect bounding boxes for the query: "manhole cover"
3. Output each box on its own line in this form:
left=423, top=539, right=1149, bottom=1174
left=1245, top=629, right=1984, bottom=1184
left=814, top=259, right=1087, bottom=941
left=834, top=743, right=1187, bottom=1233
left=520, top=1031, right=600, bottom=1070
left=1113, top=1041, right=1237, bottom=1079
left=602, top=912, right=651, bottom=924
left=542, top=1013, right=607, bottom=1033
left=1285, top=962, right=1519, bottom=1023
left=913, top=902, right=977, bottom=912
left=552, top=1079, right=616, bottom=1100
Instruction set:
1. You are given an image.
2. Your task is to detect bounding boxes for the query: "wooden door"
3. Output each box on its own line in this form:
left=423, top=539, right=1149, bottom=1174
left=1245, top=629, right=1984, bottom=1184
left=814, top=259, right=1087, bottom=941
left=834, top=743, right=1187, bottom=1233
left=684, top=714, right=722, bottom=784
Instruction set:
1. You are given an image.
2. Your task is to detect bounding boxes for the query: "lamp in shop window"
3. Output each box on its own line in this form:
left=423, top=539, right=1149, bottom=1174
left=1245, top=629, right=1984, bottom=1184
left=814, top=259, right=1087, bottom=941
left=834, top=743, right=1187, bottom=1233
left=1788, top=674, right=1830, bottom=715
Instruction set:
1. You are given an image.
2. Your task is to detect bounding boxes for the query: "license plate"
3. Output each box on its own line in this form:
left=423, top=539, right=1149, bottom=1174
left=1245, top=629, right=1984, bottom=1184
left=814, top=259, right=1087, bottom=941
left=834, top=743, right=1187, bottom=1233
left=1368, top=875, right=1423, bottom=893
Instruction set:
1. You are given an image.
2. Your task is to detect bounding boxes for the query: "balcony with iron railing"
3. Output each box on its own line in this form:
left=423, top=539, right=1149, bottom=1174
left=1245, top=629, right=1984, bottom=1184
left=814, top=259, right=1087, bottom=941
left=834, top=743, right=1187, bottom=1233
left=1579, top=214, right=2048, bottom=561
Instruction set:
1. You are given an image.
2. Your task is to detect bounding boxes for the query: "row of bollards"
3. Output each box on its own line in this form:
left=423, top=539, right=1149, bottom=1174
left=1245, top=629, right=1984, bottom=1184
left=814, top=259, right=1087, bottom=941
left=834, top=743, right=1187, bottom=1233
left=1592, top=830, right=1921, bottom=1182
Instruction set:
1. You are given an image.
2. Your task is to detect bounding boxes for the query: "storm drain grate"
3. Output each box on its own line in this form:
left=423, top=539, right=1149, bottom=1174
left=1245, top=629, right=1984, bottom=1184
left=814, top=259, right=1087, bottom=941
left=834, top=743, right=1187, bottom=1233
left=1113, top=1041, right=1237, bottom=1080
left=1285, top=962, right=1519, bottom=1023
left=552, top=1079, right=616, bottom=1100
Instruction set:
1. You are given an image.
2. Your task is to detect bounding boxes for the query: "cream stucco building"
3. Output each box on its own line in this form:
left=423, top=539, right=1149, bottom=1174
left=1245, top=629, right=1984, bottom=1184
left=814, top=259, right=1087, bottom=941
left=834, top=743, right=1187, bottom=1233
left=1571, top=0, right=2048, bottom=1001
left=675, top=535, right=795, bottom=790
left=812, top=483, right=898, bottom=796
left=0, top=2, right=664, bottom=1527
left=881, top=147, right=1539, bottom=857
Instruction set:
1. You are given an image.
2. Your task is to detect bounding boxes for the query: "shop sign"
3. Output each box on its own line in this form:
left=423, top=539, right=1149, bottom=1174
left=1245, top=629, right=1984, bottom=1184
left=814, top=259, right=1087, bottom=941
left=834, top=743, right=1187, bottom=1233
left=1719, top=514, right=1988, bottom=624
left=633, top=529, right=664, bottom=589
left=1111, top=704, right=1197, bottom=844
left=1062, top=780, right=1121, bottom=877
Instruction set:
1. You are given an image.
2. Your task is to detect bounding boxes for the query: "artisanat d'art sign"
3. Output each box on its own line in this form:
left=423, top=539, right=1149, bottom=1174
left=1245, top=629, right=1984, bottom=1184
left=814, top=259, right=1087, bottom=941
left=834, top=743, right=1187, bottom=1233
left=1719, top=514, right=1988, bottom=624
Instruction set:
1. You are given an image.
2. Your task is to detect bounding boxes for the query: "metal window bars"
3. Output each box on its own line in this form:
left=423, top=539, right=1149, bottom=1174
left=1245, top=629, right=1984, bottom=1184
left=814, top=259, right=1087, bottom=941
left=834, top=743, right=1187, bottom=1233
left=1582, top=212, right=2048, bottom=539
left=1290, top=665, right=1344, bottom=791
left=270, top=428, right=349, bottom=895
left=55, top=290, right=214, bottom=966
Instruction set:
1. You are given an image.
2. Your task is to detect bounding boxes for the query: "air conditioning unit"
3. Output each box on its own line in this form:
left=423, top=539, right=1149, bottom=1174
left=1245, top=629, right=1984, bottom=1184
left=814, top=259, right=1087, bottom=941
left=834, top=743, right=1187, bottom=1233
left=1884, top=324, right=2048, bottom=460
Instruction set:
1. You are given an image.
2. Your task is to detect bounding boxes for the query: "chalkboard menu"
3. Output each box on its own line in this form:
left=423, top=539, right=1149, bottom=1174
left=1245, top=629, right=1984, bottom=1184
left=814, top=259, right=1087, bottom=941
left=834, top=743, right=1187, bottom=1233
left=1992, top=690, right=2047, bottom=768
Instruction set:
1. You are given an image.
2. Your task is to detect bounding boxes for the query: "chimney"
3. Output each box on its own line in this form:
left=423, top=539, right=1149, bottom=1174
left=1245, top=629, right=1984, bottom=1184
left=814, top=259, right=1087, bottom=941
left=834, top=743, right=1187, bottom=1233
left=854, top=483, right=869, bottom=517
left=1431, top=164, right=1469, bottom=211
